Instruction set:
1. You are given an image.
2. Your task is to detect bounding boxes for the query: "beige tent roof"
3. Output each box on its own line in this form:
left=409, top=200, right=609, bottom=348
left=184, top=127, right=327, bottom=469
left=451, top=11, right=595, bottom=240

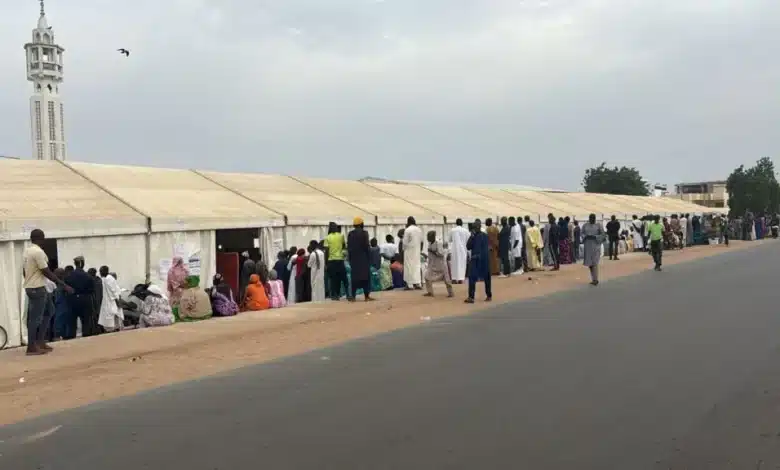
left=463, top=187, right=551, bottom=220
left=504, top=190, right=590, bottom=219
left=196, top=171, right=373, bottom=226
left=561, top=193, right=633, bottom=216
left=0, top=160, right=146, bottom=241
left=296, top=177, right=442, bottom=225
left=68, top=162, right=284, bottom=232
left=364, top=181, right=483, bottom=222
left=421, top=185, right=529, bottom=220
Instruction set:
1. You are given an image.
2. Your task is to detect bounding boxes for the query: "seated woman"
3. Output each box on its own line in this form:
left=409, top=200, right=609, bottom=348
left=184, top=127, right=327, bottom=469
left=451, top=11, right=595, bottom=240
left=244, top=274, right=270, bottom=311
left=178, top=275, right=213, bottom=322
left=378, top=258, right=393, bottom=291
left=267, top=269, right=287, bottom=308
left=137, top=284, right=175, bottom=328
left=390, top=256, right=405, bottom=289
left=209, top=273, right=239, bottom=317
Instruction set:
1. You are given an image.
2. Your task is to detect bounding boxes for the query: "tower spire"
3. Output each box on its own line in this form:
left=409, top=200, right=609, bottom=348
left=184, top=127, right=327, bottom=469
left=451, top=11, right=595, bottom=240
left=25, top=0, right=67, bottom=160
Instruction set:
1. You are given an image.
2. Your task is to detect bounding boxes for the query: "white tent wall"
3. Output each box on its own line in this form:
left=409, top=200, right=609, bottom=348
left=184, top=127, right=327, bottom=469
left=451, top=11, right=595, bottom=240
left=149, top=231, right=216, bottom=288
left=57, top=234, right=147, bottom=291
left=0, top=241, right=26, bottom=348
left=377, top=223, right=445, bottom=253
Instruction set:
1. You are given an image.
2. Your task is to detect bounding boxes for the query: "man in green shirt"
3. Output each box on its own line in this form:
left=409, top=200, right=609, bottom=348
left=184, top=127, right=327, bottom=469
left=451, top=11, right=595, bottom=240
left=323, top=222, right=348, bottom=300
left=647, top=215, right=665, bottom=271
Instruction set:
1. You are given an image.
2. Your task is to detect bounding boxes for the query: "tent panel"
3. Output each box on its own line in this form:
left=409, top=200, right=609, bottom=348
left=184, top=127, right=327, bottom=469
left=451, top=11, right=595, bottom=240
left=422, top=185, right=529, bottom=221
left=149, top=230, right=217, bottom=288
left=0, top=160, right=147, bottom=241
left=298, top=177, right=442, bottom=225
left=198, top=171, right=371, bottom=227
left=57, top=234, right=148, bottom=291
left=364, top=182, right=483, bottom=221
left=68, top=163, right=284, bottom=231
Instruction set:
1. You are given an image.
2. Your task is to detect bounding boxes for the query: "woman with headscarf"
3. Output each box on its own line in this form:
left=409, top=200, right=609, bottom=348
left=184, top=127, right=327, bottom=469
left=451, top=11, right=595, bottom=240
left=558, top=217, right=572, bottom=265
left=178, top=275, right=213, bottom=321
left=286, top=247, right=300, bottom=305
left=210, top=273, right=239, bottom=316
left=166, top=256, right=189, bottom=310
left=244, top=274, right=270, bottom=311
left=138, top=284, right=175, bottom=328
left=294, top=248, right=311, bottom=303
left=273, top=251, right=290, bottom=299
left=307, top=240, right=326, bottom=302
left=267, top=269, right=287, bottom=308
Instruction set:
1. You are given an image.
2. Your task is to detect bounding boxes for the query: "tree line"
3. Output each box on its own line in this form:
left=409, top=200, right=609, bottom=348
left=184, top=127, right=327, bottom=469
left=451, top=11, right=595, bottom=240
left=581, top=158, right=780, bottom=217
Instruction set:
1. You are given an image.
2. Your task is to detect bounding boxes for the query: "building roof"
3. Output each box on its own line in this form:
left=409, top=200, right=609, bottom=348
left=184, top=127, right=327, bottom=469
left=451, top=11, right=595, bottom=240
left=0, top=160, right=147, bottom=240
left=196, top=171, right=373, bottom=226
left=296, top=176, right=442, bottom=225
left=363, top=181, right=483, bottom=222
left=67, top=162, right=284, bottom=232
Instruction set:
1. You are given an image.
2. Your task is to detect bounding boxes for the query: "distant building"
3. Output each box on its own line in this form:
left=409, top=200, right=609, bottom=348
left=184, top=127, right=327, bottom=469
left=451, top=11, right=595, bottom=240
left=670, top=181, right=728, bottom=209
left=650, top=184, right=668, bottom=197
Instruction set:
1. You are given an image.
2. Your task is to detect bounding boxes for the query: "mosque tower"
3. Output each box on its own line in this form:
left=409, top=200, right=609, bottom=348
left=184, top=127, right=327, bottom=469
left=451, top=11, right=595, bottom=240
left=24, top=0, right=66, bottom=160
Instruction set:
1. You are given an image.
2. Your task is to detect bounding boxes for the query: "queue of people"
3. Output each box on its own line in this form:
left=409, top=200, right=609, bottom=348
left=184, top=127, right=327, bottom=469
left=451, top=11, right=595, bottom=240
left=23, top=210, right=759, bottom=356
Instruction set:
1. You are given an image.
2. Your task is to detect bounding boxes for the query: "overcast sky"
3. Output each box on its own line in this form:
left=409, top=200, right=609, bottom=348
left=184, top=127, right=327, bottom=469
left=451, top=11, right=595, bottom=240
left=1, top=0, right=778, bottom=190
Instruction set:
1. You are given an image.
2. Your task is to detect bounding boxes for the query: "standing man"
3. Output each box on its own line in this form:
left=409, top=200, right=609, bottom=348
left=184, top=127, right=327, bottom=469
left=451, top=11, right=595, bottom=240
left=581, top=214, right=605, bottom=286
left=465, top=219, right=492, bottom=303
left=520, top=216, right=530, bottom=271
left=678, top=213, right=688, bottom=249
left=423, top=230, right=454, bottom=298
left=631, top=215, right=644, bottom=251
left=606, top=215, right=621, bottom=260
left=347, top=217, right=374, bottom=302
left=572, top=219, right=582, bottom=261
left=65, top=256, right=96, bottom=339
left=647, top=215, right=665, bottom=271
left=485, top=218, right=500, bottom=276
left=509, top=217, right=524, bottom=275
left=23, top=229, right=71, bottom=355
left=402, top=217, right=423, bottom=290
left=448, top=218, right=470, bottom=284
left=324, top=222, right=348, bottom=301
left=498, top=216, right=512, bottom=277
left=546, top=213, right=560, bottom=270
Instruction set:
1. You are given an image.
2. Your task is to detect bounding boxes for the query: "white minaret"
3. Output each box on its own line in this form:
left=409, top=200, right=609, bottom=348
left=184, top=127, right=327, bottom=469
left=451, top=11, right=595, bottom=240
left=24, top=0, right=66, bottom=161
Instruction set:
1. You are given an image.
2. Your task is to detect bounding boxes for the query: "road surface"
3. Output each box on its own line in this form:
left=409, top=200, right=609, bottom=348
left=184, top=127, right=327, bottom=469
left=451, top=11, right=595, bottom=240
left=2, top=243, right=779, bottom=469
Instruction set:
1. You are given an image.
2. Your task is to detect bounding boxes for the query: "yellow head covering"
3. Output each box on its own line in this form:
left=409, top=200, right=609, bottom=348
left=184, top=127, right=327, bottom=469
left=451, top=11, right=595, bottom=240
left=353, top=216, right=364, bottom=226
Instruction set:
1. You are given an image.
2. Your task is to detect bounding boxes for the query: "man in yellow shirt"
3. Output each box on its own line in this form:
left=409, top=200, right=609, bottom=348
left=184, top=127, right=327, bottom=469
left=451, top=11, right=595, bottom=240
left=323, top=222, right=348, bottom=300
left=23, top=229, right=71, bottom=355
left=646, top=215, right=665, bottom=271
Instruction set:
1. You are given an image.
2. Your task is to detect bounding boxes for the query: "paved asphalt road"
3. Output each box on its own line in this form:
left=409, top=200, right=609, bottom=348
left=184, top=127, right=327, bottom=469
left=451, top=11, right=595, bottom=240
left=3, top=243, right=780, bottom=469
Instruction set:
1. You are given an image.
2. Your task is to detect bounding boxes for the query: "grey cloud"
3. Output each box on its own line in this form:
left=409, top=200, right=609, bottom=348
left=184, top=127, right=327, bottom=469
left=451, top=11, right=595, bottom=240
left=0, top=0, right=778, bottom=189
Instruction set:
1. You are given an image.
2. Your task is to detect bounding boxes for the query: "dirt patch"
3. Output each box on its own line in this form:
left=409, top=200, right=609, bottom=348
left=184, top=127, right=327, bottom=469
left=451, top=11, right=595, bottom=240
left=0, top=242, right=760, bottom=425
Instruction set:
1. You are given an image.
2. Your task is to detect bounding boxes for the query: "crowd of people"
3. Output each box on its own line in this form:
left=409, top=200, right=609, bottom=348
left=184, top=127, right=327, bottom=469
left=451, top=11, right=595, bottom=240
left=21, top=210, right=771, bottom=356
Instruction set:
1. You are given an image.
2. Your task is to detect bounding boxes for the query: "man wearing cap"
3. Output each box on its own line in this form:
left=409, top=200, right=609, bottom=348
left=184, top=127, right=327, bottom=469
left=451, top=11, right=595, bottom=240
left=64, top=255, right=97, bottom=338
left=347, top=216, right=374, bottom=301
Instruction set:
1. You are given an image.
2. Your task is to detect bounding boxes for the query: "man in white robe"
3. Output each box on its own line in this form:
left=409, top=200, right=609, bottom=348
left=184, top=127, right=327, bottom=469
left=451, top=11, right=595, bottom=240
left=631, top=215, right=645, bottom=251
left=509, top=217, right=524, bottom=274
left=97, top=266, right=123, bottom=332
left=678, top=214, right=688, bottom=248
left=307, top=243, right=326, bottom=302
left=448, top=218, right=470, bottom=283
left=402, top=216, right=423, bottom=289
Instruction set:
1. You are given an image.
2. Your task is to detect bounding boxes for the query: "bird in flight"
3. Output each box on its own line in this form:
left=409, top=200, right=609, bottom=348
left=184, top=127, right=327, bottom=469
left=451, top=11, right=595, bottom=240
left=117, top=48, right=130, bottom=57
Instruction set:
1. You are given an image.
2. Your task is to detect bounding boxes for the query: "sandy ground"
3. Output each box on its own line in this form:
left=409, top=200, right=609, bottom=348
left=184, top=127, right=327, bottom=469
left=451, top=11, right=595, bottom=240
left=0, top=242, right=759, bottom=425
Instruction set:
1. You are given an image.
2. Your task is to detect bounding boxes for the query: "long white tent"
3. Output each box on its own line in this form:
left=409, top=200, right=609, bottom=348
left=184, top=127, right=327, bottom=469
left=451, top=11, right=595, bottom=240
left=0, top=159, right=712, bottom=349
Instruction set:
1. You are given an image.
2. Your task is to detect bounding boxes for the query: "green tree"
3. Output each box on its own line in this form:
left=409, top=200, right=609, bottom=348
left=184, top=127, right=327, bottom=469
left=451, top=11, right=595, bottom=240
left=726, top=157, right=780, bottom=216
left=582, top=163, right=650, bottom=196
